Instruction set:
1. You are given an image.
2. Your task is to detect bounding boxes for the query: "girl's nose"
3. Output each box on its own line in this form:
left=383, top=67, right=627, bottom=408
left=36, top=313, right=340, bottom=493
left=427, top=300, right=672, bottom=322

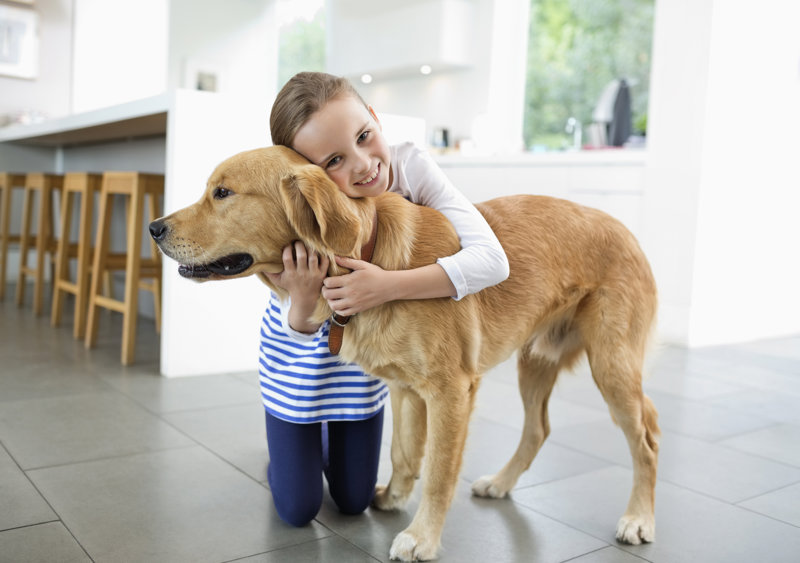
left=355, top=151, right=371, bottom=175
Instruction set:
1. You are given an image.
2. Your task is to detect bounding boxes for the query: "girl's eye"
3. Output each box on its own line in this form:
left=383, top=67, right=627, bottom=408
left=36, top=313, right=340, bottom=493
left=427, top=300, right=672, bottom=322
left=213, top=187, right=232, bottom=199
left=358, top=131, right=369, bottom=143
left=325, top=156, right=342, bottom=169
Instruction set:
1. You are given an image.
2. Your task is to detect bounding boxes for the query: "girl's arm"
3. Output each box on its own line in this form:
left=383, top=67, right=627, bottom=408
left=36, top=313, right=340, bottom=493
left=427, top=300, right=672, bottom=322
left=322, top=143, right=508, bottom=316
left=323, top=259, right=455, bottom=316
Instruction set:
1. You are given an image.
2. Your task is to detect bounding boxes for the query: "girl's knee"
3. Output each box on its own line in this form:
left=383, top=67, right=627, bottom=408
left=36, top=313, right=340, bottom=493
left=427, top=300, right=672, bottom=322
left=329, top=482, right=375, bottom=515
left=273, top=496, right=321, bottom=527
left=268, top=462, right=323, bottom=526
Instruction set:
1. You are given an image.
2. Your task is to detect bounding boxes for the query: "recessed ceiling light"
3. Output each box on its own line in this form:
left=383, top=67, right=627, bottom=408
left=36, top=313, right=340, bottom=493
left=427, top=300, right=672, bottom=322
left=420, top=64, right=432, bottom=75
left=361, top=73, right=373, bottom=84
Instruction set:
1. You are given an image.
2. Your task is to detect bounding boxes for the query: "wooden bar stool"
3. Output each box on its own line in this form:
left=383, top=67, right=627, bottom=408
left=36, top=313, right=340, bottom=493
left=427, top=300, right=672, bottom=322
left=0, top=172, right=26, bottom=301
left=51, top=172, right=103, bottom=339
left=16, top=173, right=63, bottom=315
left=85, top=172, right=164, bottom=365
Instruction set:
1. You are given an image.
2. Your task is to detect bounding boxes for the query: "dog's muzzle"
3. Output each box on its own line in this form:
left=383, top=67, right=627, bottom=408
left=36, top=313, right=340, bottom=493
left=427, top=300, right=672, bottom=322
left=148, top=220, right=254, bottom=279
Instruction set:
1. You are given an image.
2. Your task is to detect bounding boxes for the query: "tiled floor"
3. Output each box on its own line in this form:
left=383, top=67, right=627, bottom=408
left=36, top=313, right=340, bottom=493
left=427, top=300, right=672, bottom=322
left=2, top=287, right=800, bottom=562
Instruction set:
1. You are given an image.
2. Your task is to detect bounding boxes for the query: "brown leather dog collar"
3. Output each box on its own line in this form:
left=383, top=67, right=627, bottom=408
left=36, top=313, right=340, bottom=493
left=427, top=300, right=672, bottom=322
left=327, top=211, right=378, bottom=355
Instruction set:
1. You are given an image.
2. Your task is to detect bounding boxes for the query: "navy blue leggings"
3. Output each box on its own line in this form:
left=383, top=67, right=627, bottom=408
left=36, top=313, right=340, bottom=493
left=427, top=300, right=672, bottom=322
left=265, top=408, right=384, bottom=527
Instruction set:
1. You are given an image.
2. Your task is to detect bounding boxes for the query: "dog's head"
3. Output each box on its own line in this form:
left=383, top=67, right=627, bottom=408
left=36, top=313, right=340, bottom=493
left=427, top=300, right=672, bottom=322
left=149, top=146, right=375, bottom=288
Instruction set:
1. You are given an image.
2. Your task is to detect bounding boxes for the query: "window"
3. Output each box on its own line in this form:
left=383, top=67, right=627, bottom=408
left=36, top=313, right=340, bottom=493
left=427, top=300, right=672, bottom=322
left=523, top=0, right=654, bottom=150
left=276, top=0, right=325, bottom=88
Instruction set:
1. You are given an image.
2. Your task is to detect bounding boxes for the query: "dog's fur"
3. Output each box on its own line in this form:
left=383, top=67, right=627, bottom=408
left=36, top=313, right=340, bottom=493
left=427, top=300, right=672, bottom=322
left=150, top=146, right=660, bottom=561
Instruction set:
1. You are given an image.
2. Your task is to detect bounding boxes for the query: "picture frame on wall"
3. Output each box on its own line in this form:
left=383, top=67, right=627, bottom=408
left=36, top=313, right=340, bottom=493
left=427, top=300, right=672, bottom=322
left=0, top=4, right=39, bottom=80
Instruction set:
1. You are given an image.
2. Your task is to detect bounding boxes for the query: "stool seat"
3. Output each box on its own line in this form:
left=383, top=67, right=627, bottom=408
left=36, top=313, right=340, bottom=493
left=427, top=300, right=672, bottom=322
left=85, top=172, right=164, bottom=365
left=0, top=173, right=26, bottom=301
left=17, top=173, right=63, bottom=315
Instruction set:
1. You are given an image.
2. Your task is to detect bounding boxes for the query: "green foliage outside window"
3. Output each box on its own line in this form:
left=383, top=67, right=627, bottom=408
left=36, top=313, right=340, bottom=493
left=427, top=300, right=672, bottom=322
left=278, top=9, right=326, bottom=88
left=523, top=0, right=654, bottom=150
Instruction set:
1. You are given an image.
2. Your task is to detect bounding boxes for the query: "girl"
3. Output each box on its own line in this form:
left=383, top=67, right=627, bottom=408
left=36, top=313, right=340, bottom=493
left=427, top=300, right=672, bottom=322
left=261, top=72, right=509, bottom=527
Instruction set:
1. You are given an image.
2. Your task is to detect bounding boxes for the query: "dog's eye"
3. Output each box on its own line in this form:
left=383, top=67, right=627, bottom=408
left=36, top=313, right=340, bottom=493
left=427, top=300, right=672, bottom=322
left=213, top=187, right=232, bottom=200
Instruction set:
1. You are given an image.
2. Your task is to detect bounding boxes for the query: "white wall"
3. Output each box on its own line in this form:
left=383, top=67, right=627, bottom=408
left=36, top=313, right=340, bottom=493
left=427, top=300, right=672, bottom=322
left=167, top=0, right=277, bottom=110
left=688, top=0, right=800, bottom=345
left=0, top=0, right=72, bottom=120
left=72, top=0, right=169, bottom=113
left=643, top=0, right=800, bottom=346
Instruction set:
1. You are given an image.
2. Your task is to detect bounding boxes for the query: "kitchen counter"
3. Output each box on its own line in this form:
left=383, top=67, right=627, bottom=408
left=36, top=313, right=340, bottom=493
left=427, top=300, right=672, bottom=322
left=1, top=90, right=271, bottom=377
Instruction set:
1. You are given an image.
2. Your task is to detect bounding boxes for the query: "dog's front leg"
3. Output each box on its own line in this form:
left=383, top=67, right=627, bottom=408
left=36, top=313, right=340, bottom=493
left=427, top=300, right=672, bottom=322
left=389, top=379, right=476, bottom=562
left=374, top=383, right=427, bottom=511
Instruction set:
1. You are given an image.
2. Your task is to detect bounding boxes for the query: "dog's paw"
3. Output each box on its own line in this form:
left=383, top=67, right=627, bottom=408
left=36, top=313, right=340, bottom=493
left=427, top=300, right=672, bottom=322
left=389, top=530, right=439, bottom=561
left=616, top=514, right=655, bottom=545
left=373, top=484, right=408, bottom=511
left=471, top=474, right=510, bottom=498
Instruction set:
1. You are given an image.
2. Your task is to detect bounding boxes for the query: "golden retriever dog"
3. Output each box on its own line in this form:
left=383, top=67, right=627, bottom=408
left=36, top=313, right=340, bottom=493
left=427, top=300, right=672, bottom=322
left=149, top=146, right=659, bottom=561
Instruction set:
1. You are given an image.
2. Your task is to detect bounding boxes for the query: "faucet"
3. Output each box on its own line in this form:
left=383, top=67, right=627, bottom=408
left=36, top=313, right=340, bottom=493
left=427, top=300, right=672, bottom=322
left=565, top=117, right=582, bottom=150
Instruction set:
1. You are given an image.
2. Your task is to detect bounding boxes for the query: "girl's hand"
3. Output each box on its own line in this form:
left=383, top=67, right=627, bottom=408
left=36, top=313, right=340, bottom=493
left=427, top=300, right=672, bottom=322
left=265, top=242, right=329, bottom=332
left=322, top=256, right=392, bottom=316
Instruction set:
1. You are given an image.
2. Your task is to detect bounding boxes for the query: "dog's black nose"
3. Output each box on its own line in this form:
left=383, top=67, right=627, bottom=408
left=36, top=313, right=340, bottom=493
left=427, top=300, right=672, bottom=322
left=149, top=220, right=168, bottom=242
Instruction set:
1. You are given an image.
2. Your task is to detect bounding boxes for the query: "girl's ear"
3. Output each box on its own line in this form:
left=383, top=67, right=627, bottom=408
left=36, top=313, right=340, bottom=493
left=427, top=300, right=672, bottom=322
left=279, top=164, right=363, bottom=256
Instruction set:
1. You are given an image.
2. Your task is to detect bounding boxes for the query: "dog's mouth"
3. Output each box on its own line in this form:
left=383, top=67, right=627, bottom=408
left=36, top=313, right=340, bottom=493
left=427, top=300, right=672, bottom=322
left=177, top=253, right=254, bottom=279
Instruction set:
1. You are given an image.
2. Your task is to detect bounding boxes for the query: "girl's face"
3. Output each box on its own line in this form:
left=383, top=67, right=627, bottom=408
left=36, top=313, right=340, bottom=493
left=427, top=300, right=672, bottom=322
left=292, top=95, right=392, bottom=198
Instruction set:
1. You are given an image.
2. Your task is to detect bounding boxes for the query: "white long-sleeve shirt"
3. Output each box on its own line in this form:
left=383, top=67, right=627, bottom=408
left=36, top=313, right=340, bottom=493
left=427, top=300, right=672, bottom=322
left=389, top=142, right=509, bottom=299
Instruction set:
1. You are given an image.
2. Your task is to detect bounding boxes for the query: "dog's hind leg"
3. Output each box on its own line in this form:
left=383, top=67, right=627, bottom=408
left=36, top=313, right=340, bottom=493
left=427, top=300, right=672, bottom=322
left=373, top=383, right=427, bottom=511
left=586, top=343, right=660, bottom=545
left=471, top=350, right=560, bottom=498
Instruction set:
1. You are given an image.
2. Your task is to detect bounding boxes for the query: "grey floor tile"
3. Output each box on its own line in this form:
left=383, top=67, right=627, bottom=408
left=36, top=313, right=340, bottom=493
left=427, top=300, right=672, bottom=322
left=0, top=392, right=194, bottom=469
left=644, top=389, right=775, bottom=441
left=461, top=416, right=611, bottom=490
left=568, top=545, right=650, bottom=562
left=739, top=481, right=800, bottom=527
left=719, top=423, right=800, bottom=467
left=163, top=401, right=269, bottom=482
left=317, top=479, right=607, bottom=563
left=513, top=465, right=800, bottom=563
left=101, top=370, right=256, bottom=414
left=0, top=362, right=113, bottom=404
left=0, top=445, right=56, bottom=531
left=27, top=446, right=328, bottom=562
left=643, top=362, right=746, bottom=401
left=551, top=420, right=800, bottom=503
left=708, top=388, right=800, bottom=424
left=237, top=536, right=379, bottom=562
left=474, top=376, right=609, bottom=432
left=0, top=522, right=90, bottom=563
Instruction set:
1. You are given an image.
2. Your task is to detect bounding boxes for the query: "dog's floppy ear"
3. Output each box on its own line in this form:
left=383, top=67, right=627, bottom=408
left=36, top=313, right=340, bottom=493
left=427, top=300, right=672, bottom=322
left=279, top=165, right=362, bottom=256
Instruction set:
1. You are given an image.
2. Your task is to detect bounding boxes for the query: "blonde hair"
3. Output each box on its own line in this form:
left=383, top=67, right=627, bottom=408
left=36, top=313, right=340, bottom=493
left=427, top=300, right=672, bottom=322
left=270, top=72, right=369, bottom=148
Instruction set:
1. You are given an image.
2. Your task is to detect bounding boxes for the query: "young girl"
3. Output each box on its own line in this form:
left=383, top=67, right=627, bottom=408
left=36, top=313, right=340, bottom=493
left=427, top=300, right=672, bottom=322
left=260, top=72, right=509, bottom=527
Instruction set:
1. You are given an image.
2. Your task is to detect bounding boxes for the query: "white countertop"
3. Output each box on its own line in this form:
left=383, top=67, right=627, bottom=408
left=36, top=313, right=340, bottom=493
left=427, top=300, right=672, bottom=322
left=434, top=148, right=647, bottom=168
left=0, top=92, right=172, bottom=147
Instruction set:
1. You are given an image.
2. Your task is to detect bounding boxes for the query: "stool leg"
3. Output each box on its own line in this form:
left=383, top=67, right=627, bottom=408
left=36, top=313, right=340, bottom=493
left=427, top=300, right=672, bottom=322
left=85, top=191, right=112, bottom=350
left=0, top=184, right=10, bottom=301
left=147, top=192, right=162, bottom=333
left=32, top=183, right=51, bottom=315
left=121, top=186, right=145, bottom=365
left=74, top=185, right=94, bottom=339
left=51, top=189, right=73, bottom=327
left=16, top=187, right=33, bottom=307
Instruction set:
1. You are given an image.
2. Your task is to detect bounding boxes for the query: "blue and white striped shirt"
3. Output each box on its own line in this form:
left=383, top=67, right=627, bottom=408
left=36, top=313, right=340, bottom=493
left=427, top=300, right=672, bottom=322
left=258, top=292, right=389, bottom=423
